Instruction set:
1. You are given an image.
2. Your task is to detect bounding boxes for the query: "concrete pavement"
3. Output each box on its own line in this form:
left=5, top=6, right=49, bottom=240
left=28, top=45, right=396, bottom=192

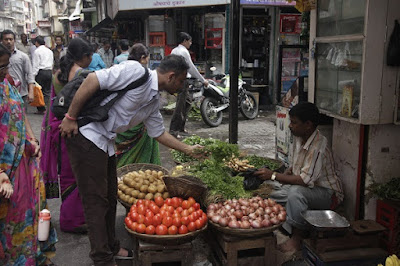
left=26, top=106, right=277, bottom=265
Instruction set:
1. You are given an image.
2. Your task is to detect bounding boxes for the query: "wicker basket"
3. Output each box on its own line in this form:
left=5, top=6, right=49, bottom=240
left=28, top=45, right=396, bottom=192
left=163, top=175, right=207, bottom=203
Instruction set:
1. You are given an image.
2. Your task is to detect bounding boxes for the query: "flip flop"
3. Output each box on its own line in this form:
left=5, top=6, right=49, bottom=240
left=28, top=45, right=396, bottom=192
left=114, top=249, right=134, bottom=260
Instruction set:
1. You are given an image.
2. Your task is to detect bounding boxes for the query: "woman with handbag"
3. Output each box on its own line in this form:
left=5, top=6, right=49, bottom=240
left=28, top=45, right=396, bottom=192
left=40, top=38, right=93, bottom=233
left=0, top=43, right=57, bottom=265
left=115, top=43, right=161, bottom=167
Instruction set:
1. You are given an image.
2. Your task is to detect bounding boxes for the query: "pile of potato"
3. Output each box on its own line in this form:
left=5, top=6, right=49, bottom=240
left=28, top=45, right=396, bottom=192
left=117, top=169, right=169, bottom=205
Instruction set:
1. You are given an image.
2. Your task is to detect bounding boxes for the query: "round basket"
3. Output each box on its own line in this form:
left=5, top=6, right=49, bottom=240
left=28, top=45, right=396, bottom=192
left=117, top=163, right=169, bottom=181
left=163, top=175, right=207, bottom=203
left=124, top=224, right=207, bottom=245
left=208, top=220, right=281, bottom=237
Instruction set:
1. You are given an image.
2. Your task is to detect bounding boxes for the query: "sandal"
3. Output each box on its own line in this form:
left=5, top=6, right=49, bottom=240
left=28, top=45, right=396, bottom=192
left=114, top=248, right=134, bottom=260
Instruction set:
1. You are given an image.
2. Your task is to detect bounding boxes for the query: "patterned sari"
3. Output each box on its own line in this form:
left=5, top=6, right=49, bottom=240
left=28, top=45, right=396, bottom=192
left=0, top=78, right=57, bottom=265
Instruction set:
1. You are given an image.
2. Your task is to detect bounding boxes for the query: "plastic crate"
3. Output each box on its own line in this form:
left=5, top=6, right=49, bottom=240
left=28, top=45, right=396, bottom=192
left=376, top=200, right=400, bottom=231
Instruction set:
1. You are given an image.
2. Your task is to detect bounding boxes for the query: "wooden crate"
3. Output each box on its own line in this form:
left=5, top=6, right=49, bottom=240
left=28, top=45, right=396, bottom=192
left=208, top=229, right=277, bottom=266
left=133, top=238, right=192, bottom=266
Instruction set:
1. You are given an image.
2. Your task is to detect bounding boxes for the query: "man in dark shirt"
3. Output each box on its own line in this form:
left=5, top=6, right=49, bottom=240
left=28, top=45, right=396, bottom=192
left=52, top=36, right=67, bottom=73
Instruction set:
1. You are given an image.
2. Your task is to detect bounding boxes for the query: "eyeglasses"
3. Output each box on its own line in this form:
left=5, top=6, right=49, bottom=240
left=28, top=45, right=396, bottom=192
left=0, top=64, right=9, bottom=71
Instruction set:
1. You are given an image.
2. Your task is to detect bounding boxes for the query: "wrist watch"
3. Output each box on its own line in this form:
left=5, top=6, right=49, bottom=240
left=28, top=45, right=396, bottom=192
left=271, top=172, right=277, bottom=181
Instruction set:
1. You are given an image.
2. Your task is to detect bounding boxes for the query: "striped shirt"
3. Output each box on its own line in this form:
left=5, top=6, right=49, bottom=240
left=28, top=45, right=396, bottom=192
left=98, top=48, right=114, bottom=68
left=292, top=129, right=344, bottom=201
left=8, top=48, right=35, bottom=97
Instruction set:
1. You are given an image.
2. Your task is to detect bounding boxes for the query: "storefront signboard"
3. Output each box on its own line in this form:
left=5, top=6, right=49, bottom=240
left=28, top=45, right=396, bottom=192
left=240, top=0, right=295, bottom=6
left=119, top=0, right=229, bottom=10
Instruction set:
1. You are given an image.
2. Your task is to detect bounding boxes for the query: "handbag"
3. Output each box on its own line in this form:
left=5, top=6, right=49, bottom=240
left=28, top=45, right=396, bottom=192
left=30, top=82, right=45, bottom=107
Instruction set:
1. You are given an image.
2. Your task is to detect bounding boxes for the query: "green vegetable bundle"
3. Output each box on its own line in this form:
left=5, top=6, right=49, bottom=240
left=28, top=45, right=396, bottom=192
left=367, top=177, right=400, bottom=201
left=245, top=155, right=282, bottom=170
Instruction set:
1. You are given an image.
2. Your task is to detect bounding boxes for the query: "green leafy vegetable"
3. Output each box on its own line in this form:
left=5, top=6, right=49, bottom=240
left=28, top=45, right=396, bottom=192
left=366, top=177, right=400, bottom=201
left=245, top=155, right=282, bottom=170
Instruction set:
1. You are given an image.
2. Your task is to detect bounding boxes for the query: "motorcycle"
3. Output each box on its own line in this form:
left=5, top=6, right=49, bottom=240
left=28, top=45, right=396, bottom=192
left=191, top=68, right=258, bottom=127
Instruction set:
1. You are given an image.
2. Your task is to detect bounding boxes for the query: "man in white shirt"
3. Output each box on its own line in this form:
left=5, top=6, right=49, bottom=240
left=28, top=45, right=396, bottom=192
left=169, top=32, right=208, bottom=138
left=1, top=30, right=35, bottom=110
left=59, top=54, right=204, bottom=266
left=32, top=36, right=54, bottom=114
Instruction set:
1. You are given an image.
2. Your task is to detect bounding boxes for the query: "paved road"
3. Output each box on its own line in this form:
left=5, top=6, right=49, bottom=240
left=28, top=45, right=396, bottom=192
left=26, top=106, right=277, bottom=265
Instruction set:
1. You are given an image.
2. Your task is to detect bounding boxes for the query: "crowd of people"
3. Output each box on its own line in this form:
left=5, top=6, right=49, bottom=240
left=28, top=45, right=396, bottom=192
left=0, top=29, right=344, bottom=265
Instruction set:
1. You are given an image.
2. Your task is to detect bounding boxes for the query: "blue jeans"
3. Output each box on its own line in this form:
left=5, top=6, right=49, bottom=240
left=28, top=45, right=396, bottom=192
left=265, top=181, right=334, bottom=234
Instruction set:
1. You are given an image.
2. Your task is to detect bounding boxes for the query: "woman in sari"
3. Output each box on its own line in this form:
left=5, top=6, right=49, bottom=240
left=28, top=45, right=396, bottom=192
left=0, top=43, right=57, bottom=265
left=115, top=43, right=161, bottom=167
left=40, top=38, right=93, bottom=233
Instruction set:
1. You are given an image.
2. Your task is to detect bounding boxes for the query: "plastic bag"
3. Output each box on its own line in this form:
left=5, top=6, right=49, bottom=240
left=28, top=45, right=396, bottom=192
left=240, top=169, right=263, bottom=190
left=387, top=20, right=400, bottom=66
left=30, top=82, right=45, bottom=107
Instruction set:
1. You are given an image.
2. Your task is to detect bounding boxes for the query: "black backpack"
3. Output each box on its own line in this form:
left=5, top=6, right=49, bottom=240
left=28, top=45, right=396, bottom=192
left=52, top=67, right=149, bottom=127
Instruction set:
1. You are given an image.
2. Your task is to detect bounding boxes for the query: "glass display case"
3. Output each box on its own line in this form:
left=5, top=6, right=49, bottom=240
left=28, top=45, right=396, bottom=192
left=309, top=0, right=399, bottom=124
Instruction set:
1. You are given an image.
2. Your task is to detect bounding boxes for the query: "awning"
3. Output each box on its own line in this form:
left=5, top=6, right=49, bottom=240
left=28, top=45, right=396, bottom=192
left=85, top=17, right=113, bottom=34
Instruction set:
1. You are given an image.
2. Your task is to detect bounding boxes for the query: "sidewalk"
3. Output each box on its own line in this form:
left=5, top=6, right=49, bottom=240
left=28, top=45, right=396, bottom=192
left=27, top=107, right=278, bottom=265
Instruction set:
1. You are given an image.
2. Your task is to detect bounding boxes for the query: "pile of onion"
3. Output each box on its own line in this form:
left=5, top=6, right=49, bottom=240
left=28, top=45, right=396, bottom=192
left=207, top=197, right=286, bottom=229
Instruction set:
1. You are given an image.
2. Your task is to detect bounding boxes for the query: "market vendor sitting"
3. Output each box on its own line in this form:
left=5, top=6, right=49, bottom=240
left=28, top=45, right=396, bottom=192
left=254, top=102, right=343, bottom=252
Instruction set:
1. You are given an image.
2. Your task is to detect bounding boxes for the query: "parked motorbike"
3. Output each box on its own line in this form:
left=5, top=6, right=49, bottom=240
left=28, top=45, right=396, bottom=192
left=192, top=68, right=258, bottom=127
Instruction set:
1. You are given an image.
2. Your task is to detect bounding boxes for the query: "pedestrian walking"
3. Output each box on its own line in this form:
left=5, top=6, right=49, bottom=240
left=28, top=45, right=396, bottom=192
left=88, top=43, right=106, bottom=71
left=113, top=39, right=129, bottom=65
left=169, top=32, right=208, bottom=138
left=98, top=40, right=113, bottom=68
left=1, top=30, right=35, bottom=111
left=15, top=33, right=32, bottom=57
left=32, top=36, right=54, bottom=114
left=52, top=36, right=67, bottom=73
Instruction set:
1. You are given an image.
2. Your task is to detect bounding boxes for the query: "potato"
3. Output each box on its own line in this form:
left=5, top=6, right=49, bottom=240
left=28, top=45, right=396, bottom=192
left=144, top=169, right=151, bottom=175
left=118, top=183, right=124, bottom=190
left=145, top=193, right=153, bottom=200
left=133, top=182, right=142, bottom=191
left=125, top=188, right=133, bottom=195
left=131, top=190, right=140, bottom=198
left=162, top=192, right=170, bottom=199
left=154, top=192, right=162, bottom=198
left=157, top=171, right=164, bottom=178
left=128, top=197, right=135, bottom=204
left=157, top=184, right=165, bottom=193
left=143, top=180, right=150, bottom=186
left=138, top=170, right=145, bottom=176
left=123, top=177, right=130, bottom=186
left=140, top=185, right=149, bottom=193
left=138, top=192, right=146, bottom=199
left=151, top=170, right=158, bottom=177
left=117, top=190, right=123, bottom=197
left=148, top=185, right=157, bottom=194
left=148, top=176, right=155, bottom=183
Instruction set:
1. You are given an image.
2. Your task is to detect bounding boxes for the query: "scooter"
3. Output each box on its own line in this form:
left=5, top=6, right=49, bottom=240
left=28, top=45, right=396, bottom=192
left=195, top=67, right=258, bottom=127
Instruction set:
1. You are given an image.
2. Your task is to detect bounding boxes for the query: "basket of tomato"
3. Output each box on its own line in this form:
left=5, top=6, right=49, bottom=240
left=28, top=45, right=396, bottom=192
left=124, top=196, right=208, bottom=245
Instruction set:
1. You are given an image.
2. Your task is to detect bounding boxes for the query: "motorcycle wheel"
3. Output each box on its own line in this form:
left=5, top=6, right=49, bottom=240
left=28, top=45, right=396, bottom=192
left=200, top=97, right=223, bottom=127
left=240, top=92, right=258, bottom=120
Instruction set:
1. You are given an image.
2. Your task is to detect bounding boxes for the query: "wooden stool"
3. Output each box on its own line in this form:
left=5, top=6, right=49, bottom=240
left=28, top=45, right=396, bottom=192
left=208, top=229, right=277, bottom=266
left=133, top=237, right=192, bottom=266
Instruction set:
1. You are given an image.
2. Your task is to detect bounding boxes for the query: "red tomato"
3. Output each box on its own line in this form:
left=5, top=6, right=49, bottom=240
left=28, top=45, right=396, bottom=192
left=143, top=200, right=151, bottom=207
left=137, top=205, right=147, bottom=215
left=178, top=225, right=188, bottom=234
left=130, top=212, right=138, bottom=222
left=175, top=207, right=183, bottom=213
left=188, top=214, right=196, bottom=223
left=153, top=214, right=162, bottom=226
left=172, top=217, right=182, bottom=228
left=196, top=210, right=203, bottom=218
left=145, top=225, right=156, bottom=235
left=162, top=216, right=173, bottom=227
left=188, top=207, right=195, bottom=214
left=181, top=216, right=190, bottom=226
left=181, top=200, right=190, bottom=209
left=144, top=216, right=153, bottom=227
left=165, top=198, right=172, bottom=206
left=136, top=199, right=144, bottom=206
left=171, top=197, right=181, bottom=208
left=195, top=219, right=203, bottom=230
left=159, top=210, right=168, bottom=218
left=187, top=222, right=196, bottom=232
left=168, top=225, right=178, bottom=235
left=192, top=212, right=199, bottom=221
left=154, top=196, right=164, bottom=207
left=172, top=212, right=181, bottom=219
left=137, top=214, right=145, bottom=224
left=130, top=222, right=138, bottom=231
left=155, top=225, right=168, bottom=235
left=149, top=204, right=160, bottom=214
left=130, top=205, right=137, bottom=213
left=193, top=202, right=200, bottom=210
left=125, top=217, right=133, bottom=227
left=136, top=224, right=146, bottom=234
left=166, top=206, right=175, bottom=214
left=187, top=197, right=196, bottom=206
left=202, top=212, right=207, bottom=221
left=181, top=210, right=190, bottom=217
left=145, top=211, right=154, bottom=218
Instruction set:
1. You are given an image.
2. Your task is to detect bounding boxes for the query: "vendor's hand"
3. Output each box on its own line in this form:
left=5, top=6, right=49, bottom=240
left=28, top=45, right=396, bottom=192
left=254, top=167, right=274, bottom=180
left=284, top=167, right=293, bottom=175
left=31, top=139, right=41, bottom=159
left=0, top=172, right=13, bottom=199
left=203, top=80, right=209, bottom=87
left=59, top=117, right=79, bottom=138
left=186, top=144, right=207, bottom=159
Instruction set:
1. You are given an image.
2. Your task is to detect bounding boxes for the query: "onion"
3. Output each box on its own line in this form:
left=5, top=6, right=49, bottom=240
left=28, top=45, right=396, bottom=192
left=259, top=200, right=266, bottom=208
left=251, top=220, right=261, bottom=228
left=272, top=206, right=279, bottom=214
left=261, top=219, right=272, bottom=227
left=235, top=204, right=241, bottom=210
left=267, top=198, right=276, bottom=207
left=207, top=204, right=217, bottom=212
left=270, top=217, right=280, bottom=225
left=241, top=216, right=249, bottom=221
left=256, top=208, right=264, bottom=216
left=265, top=207, right=272, bottom=215
left=241, top=221, right=251, bottom=229
left=228, top=215, right=237, bottom=222
left=238, top=198, right=249, bottom=207
left=232, top=199, right=238, bottom=204
left=228, top=220, right=240, bottom=228
left=219, top=210, right=227, bottom=217
left=251, top=203, right=259, bottom=209
left=248, top=208, right=255, bottom=214
left=277, top=212, right=286, bottom=222
left=234, top=210, right=243, bottom=219
left=207, top=212, right=215, bottom=219
left=225, top=205, right=232, bottom=211
left=219, top=217, right=228, bottom=227
left=263, top=214, right=270, bottom=220
left=248, top=212, right=257, bottom=220
left=211, top=215, right=221, bottom=223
